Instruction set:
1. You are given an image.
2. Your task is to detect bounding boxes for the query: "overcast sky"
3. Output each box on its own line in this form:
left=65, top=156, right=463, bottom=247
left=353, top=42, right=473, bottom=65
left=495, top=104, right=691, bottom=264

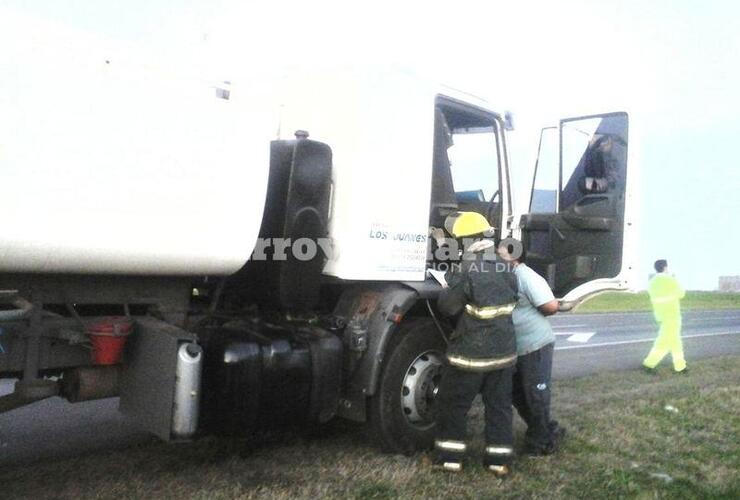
left=6, top=0, right=739, bottom=289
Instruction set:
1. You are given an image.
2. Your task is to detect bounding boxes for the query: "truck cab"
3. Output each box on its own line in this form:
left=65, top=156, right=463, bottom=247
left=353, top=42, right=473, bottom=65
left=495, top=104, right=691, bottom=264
left=0, top=22, right=635, bottom=453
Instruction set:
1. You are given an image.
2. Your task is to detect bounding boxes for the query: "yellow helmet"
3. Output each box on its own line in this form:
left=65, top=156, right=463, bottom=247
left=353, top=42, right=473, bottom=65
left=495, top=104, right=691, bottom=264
left=444, top=211, right=494, bottom=238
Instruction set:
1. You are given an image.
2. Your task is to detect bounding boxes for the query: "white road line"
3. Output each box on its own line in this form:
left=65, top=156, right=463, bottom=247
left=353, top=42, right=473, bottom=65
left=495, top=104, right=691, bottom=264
left=554, top=331, right=740, bottom=351
left=554, top=331, right=597, bottom=342
left=685, top=316, right=740, bottom=322
left=566, top=332, right=596, bottom=343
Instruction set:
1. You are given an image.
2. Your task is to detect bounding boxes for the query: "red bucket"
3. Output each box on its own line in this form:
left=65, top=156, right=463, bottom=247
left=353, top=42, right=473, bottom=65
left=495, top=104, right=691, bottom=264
left=87, top=317, right=132, bottom=365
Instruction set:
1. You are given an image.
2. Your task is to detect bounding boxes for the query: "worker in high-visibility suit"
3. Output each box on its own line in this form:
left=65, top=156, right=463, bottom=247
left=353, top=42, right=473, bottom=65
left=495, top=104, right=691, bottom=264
left=643, top=259, right=687, bottom=373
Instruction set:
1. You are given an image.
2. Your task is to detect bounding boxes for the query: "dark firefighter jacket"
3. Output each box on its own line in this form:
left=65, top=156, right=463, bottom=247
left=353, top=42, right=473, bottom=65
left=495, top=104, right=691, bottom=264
left=438, top=243, right=518, bottom=372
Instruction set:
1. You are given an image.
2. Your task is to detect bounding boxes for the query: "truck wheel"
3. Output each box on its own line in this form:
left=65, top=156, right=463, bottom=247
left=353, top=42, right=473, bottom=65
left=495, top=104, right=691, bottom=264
left=369, top=318, right=446, bottom=454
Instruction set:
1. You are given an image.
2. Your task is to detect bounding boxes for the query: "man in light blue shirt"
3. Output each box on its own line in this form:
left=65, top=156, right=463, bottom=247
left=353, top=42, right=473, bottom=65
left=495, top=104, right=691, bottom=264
left=500, top=245, right=565, bottom=455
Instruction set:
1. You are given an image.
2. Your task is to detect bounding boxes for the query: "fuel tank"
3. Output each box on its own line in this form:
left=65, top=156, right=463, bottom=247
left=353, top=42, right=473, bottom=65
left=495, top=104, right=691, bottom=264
left=199, top=318, right=342, bottom=433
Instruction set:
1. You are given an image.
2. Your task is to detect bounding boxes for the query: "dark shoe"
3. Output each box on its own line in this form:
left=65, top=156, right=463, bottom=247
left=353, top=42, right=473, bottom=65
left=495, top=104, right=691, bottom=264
left=524, top=426, right=567, bottom=456
left=675, top=367, right=689, bottom=375
left=523, top=442, right=556, bottom=456
left=642, top=365, right=658, bottom=375
left=551, top=424, right=567, bottom=447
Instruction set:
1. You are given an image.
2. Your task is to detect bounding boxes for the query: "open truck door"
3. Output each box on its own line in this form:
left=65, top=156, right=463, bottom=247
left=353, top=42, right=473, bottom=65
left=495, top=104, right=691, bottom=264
left=520, top=112, right=635, bottom=308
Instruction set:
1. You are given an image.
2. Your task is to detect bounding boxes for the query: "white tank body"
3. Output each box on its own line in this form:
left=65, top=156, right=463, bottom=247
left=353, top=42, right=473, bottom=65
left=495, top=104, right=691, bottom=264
left=0, top=11, right=275, bottom=275
left=0, top=10, right=500, bottom=282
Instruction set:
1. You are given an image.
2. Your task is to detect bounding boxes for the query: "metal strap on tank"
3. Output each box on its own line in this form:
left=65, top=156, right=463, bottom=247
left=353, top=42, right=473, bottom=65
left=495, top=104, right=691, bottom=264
left=464, top=303, right=516, bottom=320
left=447, top=353, right=517, bottom=371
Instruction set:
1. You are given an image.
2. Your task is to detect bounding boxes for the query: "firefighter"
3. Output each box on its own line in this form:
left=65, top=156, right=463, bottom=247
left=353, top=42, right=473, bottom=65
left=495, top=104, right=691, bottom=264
left=643, top=259, right=687, bottom=373
left=431, top=212, right=518, bottom=477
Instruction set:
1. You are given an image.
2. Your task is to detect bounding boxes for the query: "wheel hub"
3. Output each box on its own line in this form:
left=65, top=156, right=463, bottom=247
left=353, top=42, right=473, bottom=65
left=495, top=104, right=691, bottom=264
left=401, top=350, right=443, bottom=427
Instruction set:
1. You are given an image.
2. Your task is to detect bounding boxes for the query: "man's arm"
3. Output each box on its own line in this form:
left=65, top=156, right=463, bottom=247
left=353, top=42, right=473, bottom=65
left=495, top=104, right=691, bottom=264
left=537, top=300, right=559, bottom=316
left=672, top=276, right=686, bottom=300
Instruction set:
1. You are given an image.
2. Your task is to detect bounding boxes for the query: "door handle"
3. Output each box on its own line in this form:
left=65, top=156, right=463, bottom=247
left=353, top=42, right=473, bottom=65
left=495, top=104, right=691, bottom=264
left=561, top=213, right=613, bottom=231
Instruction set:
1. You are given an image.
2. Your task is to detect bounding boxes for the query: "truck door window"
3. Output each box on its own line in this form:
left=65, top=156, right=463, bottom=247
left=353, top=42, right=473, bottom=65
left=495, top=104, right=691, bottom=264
left=447, top=129, right=500, bottom=203
left=560, top=117, right=609, bottom=211
left=430, top=98, right=504, bottom=232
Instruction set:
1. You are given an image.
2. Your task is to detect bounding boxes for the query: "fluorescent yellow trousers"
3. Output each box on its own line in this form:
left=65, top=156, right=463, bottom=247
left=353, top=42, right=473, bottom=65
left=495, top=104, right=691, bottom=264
left=643, top=316, right=686, bottom=371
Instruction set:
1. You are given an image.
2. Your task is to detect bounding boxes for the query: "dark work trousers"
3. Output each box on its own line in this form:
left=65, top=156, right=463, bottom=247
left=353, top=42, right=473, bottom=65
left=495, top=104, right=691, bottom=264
left=435, top=363, right=514, bottom=466
left=512, top=342, right=556, bottom=451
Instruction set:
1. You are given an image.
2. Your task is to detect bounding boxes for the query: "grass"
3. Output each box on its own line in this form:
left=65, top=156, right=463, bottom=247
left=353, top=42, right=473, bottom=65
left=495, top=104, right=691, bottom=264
left=2, top=356, right=739, bottom=499
left=574, top=291, right=740, bottom=313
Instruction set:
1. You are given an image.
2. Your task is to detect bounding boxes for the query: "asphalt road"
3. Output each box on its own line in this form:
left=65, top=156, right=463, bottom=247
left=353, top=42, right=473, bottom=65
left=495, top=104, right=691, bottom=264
left=1, top=309, right=738, bottom=465
left=551, top=309, right=740, bottom=378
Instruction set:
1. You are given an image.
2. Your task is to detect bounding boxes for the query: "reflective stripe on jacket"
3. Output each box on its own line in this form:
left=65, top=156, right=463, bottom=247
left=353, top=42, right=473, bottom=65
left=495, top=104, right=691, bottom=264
left=437, top=245, right=518, bottom=371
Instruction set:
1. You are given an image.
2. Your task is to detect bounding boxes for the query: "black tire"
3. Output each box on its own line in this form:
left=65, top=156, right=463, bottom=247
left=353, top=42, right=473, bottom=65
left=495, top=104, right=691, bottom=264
left=369, top=317, right=446, bottom=454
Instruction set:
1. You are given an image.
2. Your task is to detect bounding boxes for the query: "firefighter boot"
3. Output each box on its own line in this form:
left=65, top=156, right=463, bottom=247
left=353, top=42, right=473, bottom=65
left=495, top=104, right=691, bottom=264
left=431, top=439, right=466, bottom=472
left=483, top=445, right=513, bottom=476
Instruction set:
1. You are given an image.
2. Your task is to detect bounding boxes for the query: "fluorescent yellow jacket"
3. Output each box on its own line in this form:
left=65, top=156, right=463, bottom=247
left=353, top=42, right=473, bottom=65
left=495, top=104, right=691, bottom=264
left=648, top=273, right=685, bottom=321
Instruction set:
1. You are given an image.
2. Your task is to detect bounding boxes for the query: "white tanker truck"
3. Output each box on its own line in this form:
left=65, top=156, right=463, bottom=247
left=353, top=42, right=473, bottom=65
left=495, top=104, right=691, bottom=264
left=0, top=14, right=637, bottom=453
